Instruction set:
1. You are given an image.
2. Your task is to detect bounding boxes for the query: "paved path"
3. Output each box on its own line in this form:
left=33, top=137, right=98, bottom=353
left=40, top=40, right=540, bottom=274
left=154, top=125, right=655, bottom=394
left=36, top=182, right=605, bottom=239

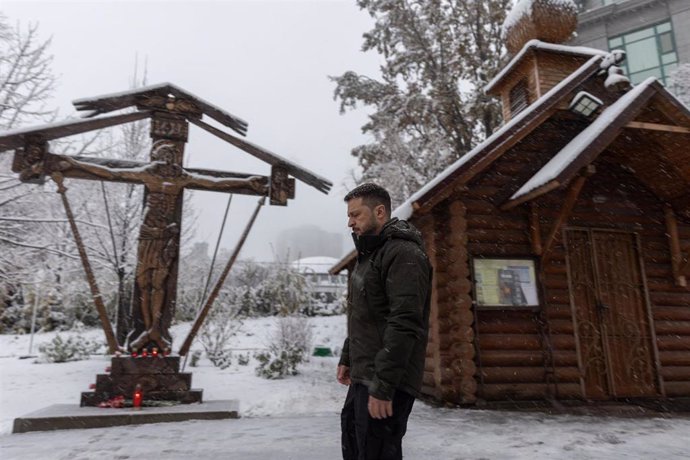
left=2, top=407, right=690, bottom=460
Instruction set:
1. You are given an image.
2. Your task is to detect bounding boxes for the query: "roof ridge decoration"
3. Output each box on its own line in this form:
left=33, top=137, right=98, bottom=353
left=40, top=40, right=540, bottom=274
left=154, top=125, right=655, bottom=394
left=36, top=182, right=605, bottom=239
left=502, top=0, right=578, bottom=55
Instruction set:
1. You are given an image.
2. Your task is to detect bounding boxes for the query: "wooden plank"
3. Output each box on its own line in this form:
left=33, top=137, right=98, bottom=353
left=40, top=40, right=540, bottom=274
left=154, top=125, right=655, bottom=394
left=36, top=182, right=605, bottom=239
left=624, top=120, right=690, bottom=134
left=656, top=335, right=690, bottom=351
left=0, top=111, right=151, bottom=152
left=659, top=351, right=690, bottom=367
left=479, top=382, right=581, bottom=400
left=664, top=205, right=687, bottom=287
left=530, top=202, right=543, bottom=255
left=660, top=366, right=690, bottom=381
left=664, top=381, right=690, bottom=396
left=541, top=173, right=589, bottom=266
left=189, top=118, right=332, bottom=194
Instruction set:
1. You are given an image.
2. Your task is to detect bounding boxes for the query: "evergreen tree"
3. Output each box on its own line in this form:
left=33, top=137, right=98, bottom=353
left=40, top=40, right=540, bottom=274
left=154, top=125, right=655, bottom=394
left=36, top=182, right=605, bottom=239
left=332, top=0, right=511, bottom=205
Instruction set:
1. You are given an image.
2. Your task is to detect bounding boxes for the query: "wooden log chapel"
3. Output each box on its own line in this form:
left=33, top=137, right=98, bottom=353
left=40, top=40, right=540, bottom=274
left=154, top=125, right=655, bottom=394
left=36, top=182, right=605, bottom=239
left=331, top=0, right=690, bottom=406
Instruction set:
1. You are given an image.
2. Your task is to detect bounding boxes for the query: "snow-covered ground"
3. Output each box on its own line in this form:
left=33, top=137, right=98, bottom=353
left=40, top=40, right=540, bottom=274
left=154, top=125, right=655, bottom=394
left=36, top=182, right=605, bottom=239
left=1, top=315, right=690, bottom=459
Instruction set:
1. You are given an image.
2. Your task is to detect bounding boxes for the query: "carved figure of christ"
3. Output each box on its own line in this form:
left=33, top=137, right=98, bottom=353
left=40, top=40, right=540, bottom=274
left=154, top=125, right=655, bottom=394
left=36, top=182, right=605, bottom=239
left=55, top=141, right=267, bottom=351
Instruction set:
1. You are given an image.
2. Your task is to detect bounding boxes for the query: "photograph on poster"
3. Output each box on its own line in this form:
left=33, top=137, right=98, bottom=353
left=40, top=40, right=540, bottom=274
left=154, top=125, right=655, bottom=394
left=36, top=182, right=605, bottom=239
left=473, top=258, right=539, bottom=308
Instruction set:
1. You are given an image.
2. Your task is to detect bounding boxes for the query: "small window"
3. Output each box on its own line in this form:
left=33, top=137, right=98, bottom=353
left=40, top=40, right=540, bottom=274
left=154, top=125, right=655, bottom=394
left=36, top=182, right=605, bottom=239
left=472, top=258, right=540, bottom=309
left=509, top=79, right=529, bottom=116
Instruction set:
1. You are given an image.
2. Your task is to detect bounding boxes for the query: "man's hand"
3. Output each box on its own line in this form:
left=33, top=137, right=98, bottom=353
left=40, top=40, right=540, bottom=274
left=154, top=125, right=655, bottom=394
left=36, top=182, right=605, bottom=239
left=368, top=395, right=393, bottom=419
left=337, top=365, right=351, bottom=385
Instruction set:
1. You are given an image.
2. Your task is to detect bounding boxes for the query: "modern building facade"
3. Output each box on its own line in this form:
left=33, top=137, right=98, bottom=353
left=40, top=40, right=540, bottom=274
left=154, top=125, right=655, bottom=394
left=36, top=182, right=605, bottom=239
left=570, top=0, right=690, bottom=86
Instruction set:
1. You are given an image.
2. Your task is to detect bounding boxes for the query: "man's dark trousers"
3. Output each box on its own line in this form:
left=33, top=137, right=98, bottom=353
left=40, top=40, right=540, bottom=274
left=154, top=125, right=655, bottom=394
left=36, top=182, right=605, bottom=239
left=341, top=383, right=415, bottom=460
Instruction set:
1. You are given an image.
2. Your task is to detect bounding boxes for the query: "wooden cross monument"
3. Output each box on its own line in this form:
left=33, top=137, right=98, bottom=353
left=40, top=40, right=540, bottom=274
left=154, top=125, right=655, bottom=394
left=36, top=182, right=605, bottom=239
left=0, top=83, right=331, bottom=406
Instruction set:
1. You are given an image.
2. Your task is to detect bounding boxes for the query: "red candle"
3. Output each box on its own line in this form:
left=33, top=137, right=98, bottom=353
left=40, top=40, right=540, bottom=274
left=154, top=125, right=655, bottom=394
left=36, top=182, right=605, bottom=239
left=131, top=349, right=138, bottom=358
left=141, top=349, right=148, bottom=358
left=133, top=384, right=143, bottom=409
left=152, top=348, right=159, bottom=358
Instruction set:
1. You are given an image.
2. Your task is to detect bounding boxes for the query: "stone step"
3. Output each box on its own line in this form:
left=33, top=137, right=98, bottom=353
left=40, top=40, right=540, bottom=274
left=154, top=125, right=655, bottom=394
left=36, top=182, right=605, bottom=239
left=110, top=356, right=180, bottom=375
left=13, top=400, right=238, bottom=433
left=81, top=389, right=203, bottom=406
left=93, top=372, right=192, bottom=394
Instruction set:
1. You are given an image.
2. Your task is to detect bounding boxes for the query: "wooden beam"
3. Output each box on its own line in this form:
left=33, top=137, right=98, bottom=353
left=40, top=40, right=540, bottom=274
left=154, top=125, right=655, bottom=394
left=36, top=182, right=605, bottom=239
left=501, top=180, right=560, bottom=211
left=178, top=197, right=265, bottom=356
left=541, top=173, right=589, bottom=266
left=680, top=243, right=690, bottom=276
left=624, top=121, right=690, bottom=134
left=530, top=202, right=543, bottom=256
left=189, top=117, right=332, bottom=194
left=0, top=111, right=151, bottom=152
left=664, top=205, right=688, bottom=287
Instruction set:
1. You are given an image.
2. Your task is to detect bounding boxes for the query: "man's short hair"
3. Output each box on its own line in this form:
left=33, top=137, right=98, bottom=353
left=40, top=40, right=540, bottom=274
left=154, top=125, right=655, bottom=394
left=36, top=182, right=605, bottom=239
left=344, top=183, right=391, bottom=216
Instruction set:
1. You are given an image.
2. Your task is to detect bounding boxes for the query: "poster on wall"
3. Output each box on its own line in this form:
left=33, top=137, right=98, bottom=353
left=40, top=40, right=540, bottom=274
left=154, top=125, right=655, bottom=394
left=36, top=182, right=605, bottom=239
left=473, top=258, right=539, bottom=308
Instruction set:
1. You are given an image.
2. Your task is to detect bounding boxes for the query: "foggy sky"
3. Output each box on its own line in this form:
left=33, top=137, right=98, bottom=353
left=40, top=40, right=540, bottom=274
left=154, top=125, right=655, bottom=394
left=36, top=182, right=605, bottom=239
left=2, top=0, right=380, bottom=261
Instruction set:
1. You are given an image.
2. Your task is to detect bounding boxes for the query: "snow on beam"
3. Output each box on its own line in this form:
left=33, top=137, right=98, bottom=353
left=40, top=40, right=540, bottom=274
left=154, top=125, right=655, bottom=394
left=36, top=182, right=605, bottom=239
left=73, top=82, right=249, bottom=137
left=0, top=111, right=152, bottom=152
left=189, top=117, right=332, bottom=194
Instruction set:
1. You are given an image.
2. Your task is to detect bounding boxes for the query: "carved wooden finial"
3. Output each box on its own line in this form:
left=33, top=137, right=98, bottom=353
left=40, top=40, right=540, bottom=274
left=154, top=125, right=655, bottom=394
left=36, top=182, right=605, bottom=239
left=503, top=0, right=578, bottom=55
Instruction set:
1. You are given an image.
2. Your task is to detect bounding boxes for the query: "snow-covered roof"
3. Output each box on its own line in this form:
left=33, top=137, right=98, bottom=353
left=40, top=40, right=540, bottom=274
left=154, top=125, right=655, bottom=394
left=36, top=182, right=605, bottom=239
left=484, top=40, right=607, bottom=93
left=291, top=256, right=341, bottom=274
left=510, top=77, right=658, bottom=202
left=391, top=54, right=604, bottom=221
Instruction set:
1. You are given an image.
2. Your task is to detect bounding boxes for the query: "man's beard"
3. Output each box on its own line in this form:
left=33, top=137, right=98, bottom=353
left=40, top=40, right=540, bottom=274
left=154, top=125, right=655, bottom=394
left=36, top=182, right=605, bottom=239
left=359, top=215, right=379, bottom=236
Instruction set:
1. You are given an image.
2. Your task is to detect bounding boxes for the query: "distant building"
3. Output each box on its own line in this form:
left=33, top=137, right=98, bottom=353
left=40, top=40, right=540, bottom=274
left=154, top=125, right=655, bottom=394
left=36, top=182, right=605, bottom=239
left=275, top=225, right=343, bottom=260
left=291, top=256, right=347, bottom=314
left=570, top=0, right=690, bottom=85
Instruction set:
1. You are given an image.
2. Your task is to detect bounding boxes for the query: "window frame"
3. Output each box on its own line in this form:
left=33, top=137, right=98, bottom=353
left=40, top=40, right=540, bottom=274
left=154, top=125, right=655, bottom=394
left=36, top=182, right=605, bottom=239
left=608, top=21, right=678, bottom=85
left=471, top=256, right=542, bottom=311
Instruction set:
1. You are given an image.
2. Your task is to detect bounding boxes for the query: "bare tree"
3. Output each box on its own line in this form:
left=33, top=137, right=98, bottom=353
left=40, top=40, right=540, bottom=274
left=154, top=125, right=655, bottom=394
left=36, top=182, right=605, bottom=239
left=0, top=13, right=55, bottom=130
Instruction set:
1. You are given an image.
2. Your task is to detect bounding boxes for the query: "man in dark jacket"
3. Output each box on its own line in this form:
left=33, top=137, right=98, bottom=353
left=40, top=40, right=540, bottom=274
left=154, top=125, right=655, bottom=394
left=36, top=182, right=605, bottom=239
left=338, top=183, right=432, bottom=460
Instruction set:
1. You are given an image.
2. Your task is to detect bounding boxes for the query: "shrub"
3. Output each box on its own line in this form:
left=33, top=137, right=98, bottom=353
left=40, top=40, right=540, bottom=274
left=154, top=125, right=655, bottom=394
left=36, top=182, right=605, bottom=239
left=199, top=297, right=242, bottom=369
left=255, top=316, right=313, bottom=379
left=207, top=349, right=233, bottom=369
left=38, top=334, right=102, bottom=363
left=237, top=353, right=250, bottom=366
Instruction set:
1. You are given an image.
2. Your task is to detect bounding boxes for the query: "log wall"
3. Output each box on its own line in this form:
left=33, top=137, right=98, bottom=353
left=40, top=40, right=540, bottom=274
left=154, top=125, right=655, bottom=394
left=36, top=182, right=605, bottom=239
left=422, top=200, right=477, bottom=403
left=418, top=146, right=690, bottom=404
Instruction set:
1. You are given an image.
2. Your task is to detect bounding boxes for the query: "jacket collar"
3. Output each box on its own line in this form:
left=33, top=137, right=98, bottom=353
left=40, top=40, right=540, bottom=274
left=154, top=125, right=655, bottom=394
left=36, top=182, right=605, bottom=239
left=352, top=218, right=399, bottom=257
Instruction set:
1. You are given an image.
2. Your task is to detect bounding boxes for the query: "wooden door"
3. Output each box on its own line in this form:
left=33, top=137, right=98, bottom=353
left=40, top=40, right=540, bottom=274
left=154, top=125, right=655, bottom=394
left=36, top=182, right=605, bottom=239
left=565, top=229, right=658, bottom=399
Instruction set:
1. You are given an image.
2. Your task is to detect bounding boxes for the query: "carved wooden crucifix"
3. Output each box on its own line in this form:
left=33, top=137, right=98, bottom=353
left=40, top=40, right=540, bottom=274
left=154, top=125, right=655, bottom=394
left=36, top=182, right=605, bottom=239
left=1, top=83, right=332, bottom=353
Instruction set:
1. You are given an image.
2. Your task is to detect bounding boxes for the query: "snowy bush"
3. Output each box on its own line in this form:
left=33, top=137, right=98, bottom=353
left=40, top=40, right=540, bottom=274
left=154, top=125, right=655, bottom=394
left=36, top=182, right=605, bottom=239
left=38, top=334, right=102, bottom=363
left=207, top=349, right=233, bottom=369
left=255, top=316, right=313, bottom=379
left=237, top=352, right=250, bottom=366
left=199, top=295, right=243, bottom=369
